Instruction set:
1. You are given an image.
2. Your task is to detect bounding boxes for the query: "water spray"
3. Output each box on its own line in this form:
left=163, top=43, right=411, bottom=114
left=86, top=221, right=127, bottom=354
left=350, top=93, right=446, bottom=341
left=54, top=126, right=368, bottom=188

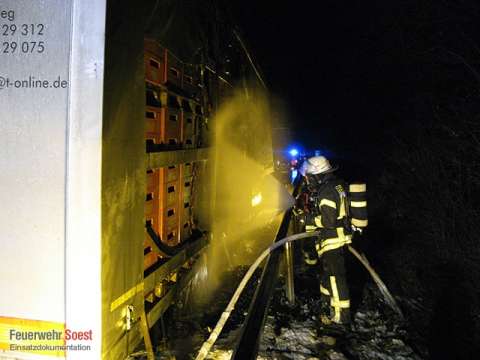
left=203, top=87, right=293, bottom=299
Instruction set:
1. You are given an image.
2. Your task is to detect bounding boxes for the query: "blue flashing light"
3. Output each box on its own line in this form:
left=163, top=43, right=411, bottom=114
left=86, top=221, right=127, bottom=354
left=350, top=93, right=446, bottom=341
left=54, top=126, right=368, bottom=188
left=289, top=148, right=299, bottom=157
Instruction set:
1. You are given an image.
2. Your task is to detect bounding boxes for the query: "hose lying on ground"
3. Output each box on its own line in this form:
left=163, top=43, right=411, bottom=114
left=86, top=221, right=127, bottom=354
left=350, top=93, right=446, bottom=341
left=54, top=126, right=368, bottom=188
left=194, top=231, right=322, bottom=360
left=347, top=245, right=404, bottom=320
left=195, top=231, right=403, bottom=360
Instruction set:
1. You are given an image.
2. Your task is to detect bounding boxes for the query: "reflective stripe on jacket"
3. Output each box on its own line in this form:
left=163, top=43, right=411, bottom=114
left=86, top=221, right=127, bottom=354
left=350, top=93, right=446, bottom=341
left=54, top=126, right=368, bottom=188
left=305, top=177, right=351, bottom=254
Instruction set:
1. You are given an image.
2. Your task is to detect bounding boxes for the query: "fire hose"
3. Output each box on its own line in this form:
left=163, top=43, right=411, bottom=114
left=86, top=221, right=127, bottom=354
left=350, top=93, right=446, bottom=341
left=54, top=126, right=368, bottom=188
left=195, top=231, right=403, bottom=360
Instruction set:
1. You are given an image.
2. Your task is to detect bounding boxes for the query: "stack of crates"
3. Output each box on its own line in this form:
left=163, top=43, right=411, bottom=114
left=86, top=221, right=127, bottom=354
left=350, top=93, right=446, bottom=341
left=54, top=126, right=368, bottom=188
left=144, top=38, right=201, bottom=97
left=144, top=163, right=191, bottom=268
left=145, top=165, right=180, bottom=247
left=144, top=39, right=165, bottom=86
left=144, top=38, right=183, bottom=90
left=144, top=165, right=182, bottom=270
left=164, top=94, right=182, bottom=147
left=145, top=89, right=164, bottom=145
left=158, top=165, right=180, bottom=246
left=144, top=38, right=202, bottom=271
left=145, top=88, right=182, bottom=149
left=144, top=168, right=160, bottom=269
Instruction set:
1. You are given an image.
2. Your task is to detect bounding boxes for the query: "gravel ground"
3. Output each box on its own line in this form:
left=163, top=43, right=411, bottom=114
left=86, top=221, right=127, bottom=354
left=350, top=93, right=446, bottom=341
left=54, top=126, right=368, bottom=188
left=257, top=267, right=423, bottom=360
left=156, top=262, right=424, bottom=359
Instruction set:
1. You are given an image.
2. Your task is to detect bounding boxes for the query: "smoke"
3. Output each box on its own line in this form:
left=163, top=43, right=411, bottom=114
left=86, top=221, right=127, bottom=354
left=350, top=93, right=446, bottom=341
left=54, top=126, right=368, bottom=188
left=191, top=86, right=294, bottom=304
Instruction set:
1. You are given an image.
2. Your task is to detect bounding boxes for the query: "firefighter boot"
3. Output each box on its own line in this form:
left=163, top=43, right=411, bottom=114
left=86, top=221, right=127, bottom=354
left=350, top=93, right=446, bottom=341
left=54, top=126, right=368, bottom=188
left=304, top=250, right=318, bottom=265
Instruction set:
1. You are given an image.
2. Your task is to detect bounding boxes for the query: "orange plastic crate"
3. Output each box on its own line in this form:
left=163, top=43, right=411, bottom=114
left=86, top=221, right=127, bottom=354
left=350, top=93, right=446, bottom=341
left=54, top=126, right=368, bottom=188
left=163, top=165, right=179, bottom=183
left=165, top=227, right=179, bottom=246
left=146, top=166, right=184, bottom=246
left=181, top=176, right=193, bottom=202
left=145, top=106, right=181, bottom=146
left=144, top=248, right=159, bottom=270
left=160, top=206, right=178, bottom=245
left=160, top=180, right=179, bottom=209
left=145, top=52, right=166, bottom=86
left=145, top=193, right=158, bottom=219
left=165, top=50, right=183, bottom=88
left=148, top=165, right=179, bottom=184
left=163, top=107, right=181, bottom=145
left=178, top=200, right=192, bottom=242
left=145, top=211, right=179, bottom=248
left=145, top=184, right=160, bottom=238
left=180, top=220, right=191, bottom=242
left=146, top=169, right=181, bottom=210
left=146, top=169, right=159, bottom=193
left=183, top=136, right=196, bottom=149
left=144, top=38, right=185, bottom=89
left=145, top=169, right=160, bottom=234
left=181, top=163, right=194, bottom=177
left=181, top=110, right=196, bottom=146
left=162, top=206, right=178, bottom=227
left=144, top=38, right=164, bottom=57
left=145, top=106, right=164, bottom=144
left=179, top=199, right=191, bottom=223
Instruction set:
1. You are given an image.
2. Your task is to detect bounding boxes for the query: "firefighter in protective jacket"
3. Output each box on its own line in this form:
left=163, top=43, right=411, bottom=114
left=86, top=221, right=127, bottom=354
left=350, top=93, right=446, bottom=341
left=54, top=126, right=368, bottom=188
left=299, top=156, right=352, bottom=325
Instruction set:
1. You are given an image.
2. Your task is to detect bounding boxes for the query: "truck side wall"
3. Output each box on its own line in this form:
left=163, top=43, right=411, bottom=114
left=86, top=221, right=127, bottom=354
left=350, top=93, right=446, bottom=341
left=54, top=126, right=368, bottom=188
left=101, top=1, right=146, bottom=358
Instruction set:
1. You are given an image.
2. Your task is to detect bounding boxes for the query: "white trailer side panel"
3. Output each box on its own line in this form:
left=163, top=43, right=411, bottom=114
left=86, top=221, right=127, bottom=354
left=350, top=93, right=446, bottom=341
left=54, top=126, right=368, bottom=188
left=0, top=0, right=105, bottom=358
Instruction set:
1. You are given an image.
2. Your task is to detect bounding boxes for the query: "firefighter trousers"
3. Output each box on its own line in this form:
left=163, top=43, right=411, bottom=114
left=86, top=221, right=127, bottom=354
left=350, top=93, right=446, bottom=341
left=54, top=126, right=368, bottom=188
left=318, top=246, right=351, bottom=324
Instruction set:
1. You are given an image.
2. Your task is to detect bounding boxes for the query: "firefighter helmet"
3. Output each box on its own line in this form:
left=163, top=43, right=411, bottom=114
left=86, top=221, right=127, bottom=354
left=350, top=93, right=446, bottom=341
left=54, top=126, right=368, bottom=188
left=300, top=156, right=337, bottom=176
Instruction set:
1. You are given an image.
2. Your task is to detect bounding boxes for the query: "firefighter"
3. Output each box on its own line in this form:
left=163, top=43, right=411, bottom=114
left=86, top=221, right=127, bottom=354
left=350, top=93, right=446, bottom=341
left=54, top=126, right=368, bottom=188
left=299, top=156, right=352, bottom=326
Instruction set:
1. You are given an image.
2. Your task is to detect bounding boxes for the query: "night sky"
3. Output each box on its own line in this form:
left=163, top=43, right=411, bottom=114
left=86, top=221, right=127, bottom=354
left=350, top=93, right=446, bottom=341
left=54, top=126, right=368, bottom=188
left=229, top=1, right=479, bottom=175
left=229, top=2, right=397, bottom=151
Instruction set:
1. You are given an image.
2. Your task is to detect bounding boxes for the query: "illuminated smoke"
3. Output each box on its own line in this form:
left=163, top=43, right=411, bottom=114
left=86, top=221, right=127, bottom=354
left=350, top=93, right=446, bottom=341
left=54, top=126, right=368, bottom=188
left=191, top=86, right=294, bottom=304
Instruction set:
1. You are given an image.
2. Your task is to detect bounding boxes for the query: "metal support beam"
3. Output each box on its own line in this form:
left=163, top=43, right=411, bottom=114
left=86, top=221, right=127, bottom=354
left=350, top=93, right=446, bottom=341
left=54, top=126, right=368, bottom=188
left=144, top=236, right=208, bottom=295
left=146, top=246, right=205, bottom=327
left=145, top=236, right=208, bottom=328
left=147, top=147, right=210, bottom=169
left=284, top=242, right=295, bottom=304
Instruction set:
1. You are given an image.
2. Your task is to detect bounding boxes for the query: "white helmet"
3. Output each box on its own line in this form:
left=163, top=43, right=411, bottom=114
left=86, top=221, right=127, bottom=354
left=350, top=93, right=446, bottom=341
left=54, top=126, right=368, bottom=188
left=300, top=156, right=337, bottom=176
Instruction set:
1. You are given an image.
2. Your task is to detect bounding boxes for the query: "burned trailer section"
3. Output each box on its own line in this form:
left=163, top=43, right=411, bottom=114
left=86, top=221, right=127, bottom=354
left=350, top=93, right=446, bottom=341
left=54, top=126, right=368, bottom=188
left=102, top=1, right=278, bottom=359
left=0, top=0, right=281, bottom=359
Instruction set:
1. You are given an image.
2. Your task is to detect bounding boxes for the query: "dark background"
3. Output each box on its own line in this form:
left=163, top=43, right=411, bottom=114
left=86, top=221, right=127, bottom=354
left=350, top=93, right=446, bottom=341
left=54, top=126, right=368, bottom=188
left=228, top=1, right=480, bottom=358
left=229, top=1, right=403, bottom=155
left=134, top=0, right=480, bottom=357
left=228, top=0, right=479, bottom=163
